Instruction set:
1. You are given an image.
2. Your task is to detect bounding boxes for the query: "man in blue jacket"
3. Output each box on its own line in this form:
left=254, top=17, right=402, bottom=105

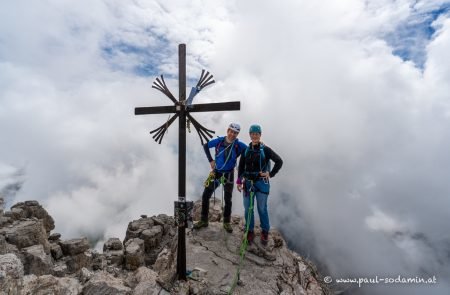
left=194, top=123, right=247, bottom=233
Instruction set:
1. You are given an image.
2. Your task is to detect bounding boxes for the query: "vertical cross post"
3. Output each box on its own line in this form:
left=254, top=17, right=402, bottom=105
left=177, top=44, right=187, bottom=280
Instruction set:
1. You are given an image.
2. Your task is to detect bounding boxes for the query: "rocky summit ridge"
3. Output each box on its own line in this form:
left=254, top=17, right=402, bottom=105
left=0, top=198, right=327, bottom=294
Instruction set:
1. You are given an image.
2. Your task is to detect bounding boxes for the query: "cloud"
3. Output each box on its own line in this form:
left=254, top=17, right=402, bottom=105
left=1, top=1, right=450, bottom=294
left=209, top=1, right=450, bottom=294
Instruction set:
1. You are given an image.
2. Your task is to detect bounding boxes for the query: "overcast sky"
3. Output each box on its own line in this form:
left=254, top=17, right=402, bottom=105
left=1, top=1, right=450, bottom=294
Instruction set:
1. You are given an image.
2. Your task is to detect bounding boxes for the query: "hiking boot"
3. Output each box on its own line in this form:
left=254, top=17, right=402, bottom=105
left=246, top=231, right=254, bottom=245
left=261, top=230, right=269, bottom=246
left=193, top=220, right=208, bottom=229
left=223, top=222, right=233, bottom=233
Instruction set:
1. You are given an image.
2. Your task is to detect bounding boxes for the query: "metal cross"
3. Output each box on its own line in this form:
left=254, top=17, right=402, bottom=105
left=134, top=44, right=240, bottom=280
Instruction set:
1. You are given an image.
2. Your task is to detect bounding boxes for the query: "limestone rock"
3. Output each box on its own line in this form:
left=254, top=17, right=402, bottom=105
left=103, top=237, right=123, bottom=252
left=125, top=266, right=159, bottom=292
left=1, top=200, right=326, bottom=295
left=153, top=236, right=177, bottom=289
left=82, top=271, right=131, bottom=295
left=103, top=238, right=124, bottom=266
left=124, top=215, right=176, bottom=266
left=0, top=215, right=12, bottom=228
left=0, top=253, right=24, bottom=294
left=50, top=243, right=63, bottom=260
left=0, top=235, right=7, bottom=255
left=79, top=267, right=93, bottom=284
left=52, top=262, right=68, bottom=277
left=141, top=225, right=163, bottom=251
left=21, top=244, right=53, bottom=276
left=193, top=198, right=223, bottom=222
left=124, top=238, right=144, bottom=271
left=10, top=201, right=55, bottom=234
left=22, top=274, right=82, bottom=295
left=92, top=251, right=106, bottom=271
left=0, top=219, right=50, bottom=253
left=48, top=233, right=61, bottom=242
left=186, top=222, right=325, bottom=295
left=59, top=237, right=90, bottom=256
left=0, top=197, right=4, bottom=214
left=65, top=250, right=93, bottom=273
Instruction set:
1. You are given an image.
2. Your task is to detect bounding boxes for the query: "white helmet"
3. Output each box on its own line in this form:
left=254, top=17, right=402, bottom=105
left=228, top=122, right=241, bottom=133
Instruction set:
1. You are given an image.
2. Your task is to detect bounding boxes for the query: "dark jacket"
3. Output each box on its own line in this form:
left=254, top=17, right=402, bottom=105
left=238, top=143, right=283, bottom=180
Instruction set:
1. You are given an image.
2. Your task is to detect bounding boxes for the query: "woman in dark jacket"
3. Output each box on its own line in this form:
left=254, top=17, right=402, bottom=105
left=237, top=124, right=283, bottom=245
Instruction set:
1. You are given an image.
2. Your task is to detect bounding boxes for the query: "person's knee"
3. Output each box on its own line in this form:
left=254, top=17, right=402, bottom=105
left=202, top=187, right=214, bottom=197
left=224, top=185, right=233, bottom=194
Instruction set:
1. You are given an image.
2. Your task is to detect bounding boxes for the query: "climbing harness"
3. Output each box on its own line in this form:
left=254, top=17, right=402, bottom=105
left=244, top=143, right=270, bottom=174
left=215, top=139, right=237, bottom=171
left=203, top=171, right=215, bottom=187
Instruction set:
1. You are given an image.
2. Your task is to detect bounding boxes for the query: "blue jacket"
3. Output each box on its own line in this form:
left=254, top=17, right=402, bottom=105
left=203, top=137, right=247, bottom=172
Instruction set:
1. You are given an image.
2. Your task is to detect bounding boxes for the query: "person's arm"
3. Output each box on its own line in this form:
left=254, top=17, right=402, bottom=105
left=237, top=149, right=245, bottom=179
left=266, top=146, right=283, bottom=178
left=237, top=150, right=246, bottom=192
left=237, top=141, right=247, bottom=156
left=203, top=142, right=213, bottom=162
left=204, top=137, right=220, bottom=169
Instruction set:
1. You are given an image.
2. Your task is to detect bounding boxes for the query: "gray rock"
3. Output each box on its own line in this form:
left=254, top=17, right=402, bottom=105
left=186, top=221, right=325, bottom=295
left=10, top=201, right=55, bottom=234
left=59, top=237, right=90, bottom=256
left=124, top=238, right=144, bottom=271
left=0, top=215, right=12, bottom=228
left=103, top=238, right=123, bottom=252
left=21, top=244, right=53, bottom=276
left=0, top=235, right=6, bottom=255
left=123, top=215, right=176, bottom=268
left=153, top=239, right=177, bottom=290
left=92, top=252, right=106, bottom=271
left=105, top=250, right=123, bottom=266
left=125, top=218, right=155, bottom=241
left=79, top=267, right=93, bottom=284
left=22, top=274, right=82, bottom=295
left=0, top=253, right=24, bottom=294
left=48, top=233, right=61, bottom=242
left=0, top=199, right=325, bottom=295
left=103, top=238, right=124, bottom=266
left=125, top=266, right=158, bottom=289
left=193, top=198, right=223, bottom=222
left=0, top=219, right=51, bottom=253
left=82, top=271, right=131, bottom=295
left=11, top=207, right=26, bottom=220
left=66, top=250, right=92, bottom=273
left=140, top=225, right=163, bottom=251
left=52, top=262, right=68, bottom=277
left=50, top=243, right=63, bottom=260
left=133, top=281, right=161, bottom=295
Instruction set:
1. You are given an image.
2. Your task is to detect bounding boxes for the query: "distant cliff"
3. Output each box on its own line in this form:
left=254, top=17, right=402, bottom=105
left=0, top=198, right=327, bottom=294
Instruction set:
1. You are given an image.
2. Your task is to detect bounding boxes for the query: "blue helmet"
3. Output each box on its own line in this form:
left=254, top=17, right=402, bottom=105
left=249, top=124, right=262, bottom=134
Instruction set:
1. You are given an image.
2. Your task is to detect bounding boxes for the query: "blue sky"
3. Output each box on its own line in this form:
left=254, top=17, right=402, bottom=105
left=386, top=3, right=450, bottom=68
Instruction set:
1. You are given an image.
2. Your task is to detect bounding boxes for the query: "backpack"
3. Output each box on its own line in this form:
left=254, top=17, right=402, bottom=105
left=244, top=143, right=271, bottom=172
left=243, top=144, right=272, bottom=194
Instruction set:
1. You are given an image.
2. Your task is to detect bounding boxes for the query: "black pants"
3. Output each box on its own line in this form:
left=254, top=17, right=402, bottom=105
left=200, top=171, right=234, bottom=223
